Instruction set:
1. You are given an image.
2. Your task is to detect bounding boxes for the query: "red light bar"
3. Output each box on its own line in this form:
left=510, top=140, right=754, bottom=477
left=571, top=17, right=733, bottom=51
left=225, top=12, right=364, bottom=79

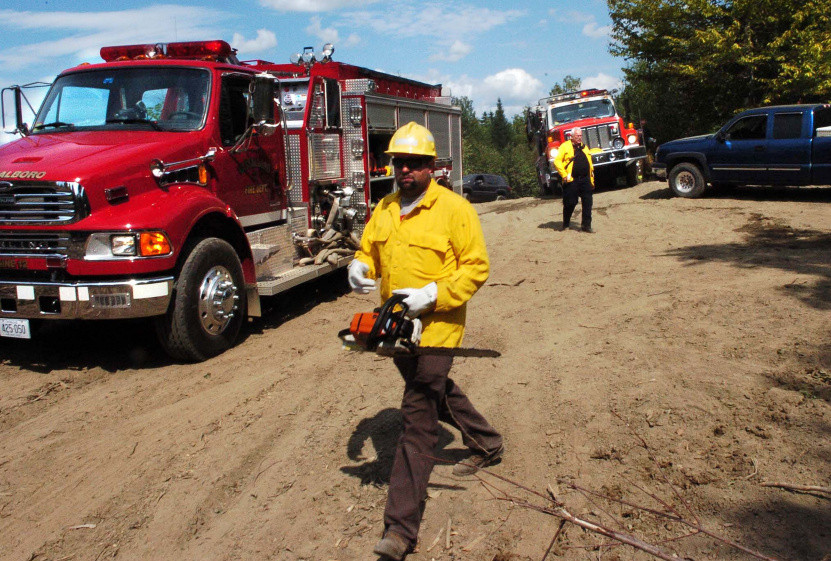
left=167, top=40, right=232, bottom=59
left=100, top=43, right=162, bottom=62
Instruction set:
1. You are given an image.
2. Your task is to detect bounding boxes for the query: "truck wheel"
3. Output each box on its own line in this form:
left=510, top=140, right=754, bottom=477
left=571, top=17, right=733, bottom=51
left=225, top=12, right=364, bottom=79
left=669, top=163, right=706, bottom=198
left=625, top=161, right=642, bottom=187
left=156, top=238, right=246, bottom=362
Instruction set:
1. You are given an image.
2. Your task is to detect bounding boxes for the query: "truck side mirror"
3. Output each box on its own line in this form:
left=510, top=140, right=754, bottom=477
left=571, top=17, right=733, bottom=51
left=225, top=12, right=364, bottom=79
left=715, top=130, right=726, bottom=142
left=1, top=86, right=30, bottom=136
left=251, top=73, right=276, bottom=127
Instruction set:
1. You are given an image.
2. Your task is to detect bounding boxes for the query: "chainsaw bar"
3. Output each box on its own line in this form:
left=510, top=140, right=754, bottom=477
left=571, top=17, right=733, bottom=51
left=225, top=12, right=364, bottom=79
left=375, top=345, right=501, bottom=358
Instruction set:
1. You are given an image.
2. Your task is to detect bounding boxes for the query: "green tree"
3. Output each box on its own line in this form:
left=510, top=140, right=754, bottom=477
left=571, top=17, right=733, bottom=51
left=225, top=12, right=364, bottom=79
left=609, top=0, right=831, bottom=140
left=490, top=99, right=512, bottom=150
left=549, top=75, right=583, bottom=96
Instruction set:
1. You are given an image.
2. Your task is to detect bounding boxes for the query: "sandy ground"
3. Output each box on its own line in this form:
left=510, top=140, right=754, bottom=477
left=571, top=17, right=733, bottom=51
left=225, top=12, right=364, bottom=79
left=1, top=180, right=829, bottom=561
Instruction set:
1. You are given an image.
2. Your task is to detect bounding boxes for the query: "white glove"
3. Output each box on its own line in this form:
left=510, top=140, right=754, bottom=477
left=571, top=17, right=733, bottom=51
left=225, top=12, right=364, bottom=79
left=348, top=260, right=376, bottom=294
left=393, top=282, right=438, bottom=318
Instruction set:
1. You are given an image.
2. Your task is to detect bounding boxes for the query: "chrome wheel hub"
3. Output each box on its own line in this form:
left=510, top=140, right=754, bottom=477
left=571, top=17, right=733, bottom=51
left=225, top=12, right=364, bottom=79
left=198, top=266, right=239, bottom=335
left=675, top=171, right=695, bottom=193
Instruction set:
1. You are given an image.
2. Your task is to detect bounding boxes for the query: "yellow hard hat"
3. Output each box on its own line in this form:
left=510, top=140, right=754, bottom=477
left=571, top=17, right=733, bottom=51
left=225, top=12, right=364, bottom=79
left=385, top=121, right=437, bottom=157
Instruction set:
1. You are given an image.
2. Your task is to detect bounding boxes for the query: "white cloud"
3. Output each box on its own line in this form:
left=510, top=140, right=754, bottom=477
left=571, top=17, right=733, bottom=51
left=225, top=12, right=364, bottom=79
left=582, top=72, right=622, bottom=92
left=305, top=15, right=360, bottom=47
left=232, top=29, right=277, bottom=53
left=482, top=68, right=545, bottom=101
left=0, top=6, right=226, bottom=70
left=429, top=40, right=472, bottom=63
left=259, top=0, right=379, bottom=12
left=341, top=4, right=524, bottom=40
left=582, top=21, right=611, bottom=39
left=411, top=68, right=544, bottom=118
left=550, top=10, right=611, bottom=40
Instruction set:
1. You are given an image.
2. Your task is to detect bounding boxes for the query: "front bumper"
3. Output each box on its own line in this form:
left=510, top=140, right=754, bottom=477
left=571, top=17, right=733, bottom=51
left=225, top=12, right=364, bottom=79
left=591, top=146, right=647, bottom=167
left=0, top=276, right=173, bottom=320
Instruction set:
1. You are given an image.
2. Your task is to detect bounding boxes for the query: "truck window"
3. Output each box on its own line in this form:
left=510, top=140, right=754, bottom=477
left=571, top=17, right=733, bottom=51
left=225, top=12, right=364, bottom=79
left=33, top=68, right=210, bottom=133
left=550, top=99, right=615, bottom=125
left=725, top=115, right=767, bottom=140
left=219, top=75, right=252, bottom=145
left=41, top=86, right=109, bottom=126
left=772, top=113, right=803, bottom=139
left=814, top=107, right=831, bottom=132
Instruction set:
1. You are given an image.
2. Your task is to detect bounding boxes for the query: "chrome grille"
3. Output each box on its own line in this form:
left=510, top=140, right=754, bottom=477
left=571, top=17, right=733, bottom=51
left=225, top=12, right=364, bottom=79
left=0, top=181, right=89, bottom=225
left=0, top=231, right=72, bottom=257
left=582, top=125, right=613, bottom=150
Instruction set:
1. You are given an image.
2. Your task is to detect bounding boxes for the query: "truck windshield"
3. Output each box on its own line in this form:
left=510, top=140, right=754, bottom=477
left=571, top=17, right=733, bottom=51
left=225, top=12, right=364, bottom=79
left=549, top=98, right=615, bottom=125
left=33, top=67, right=210, bottom=133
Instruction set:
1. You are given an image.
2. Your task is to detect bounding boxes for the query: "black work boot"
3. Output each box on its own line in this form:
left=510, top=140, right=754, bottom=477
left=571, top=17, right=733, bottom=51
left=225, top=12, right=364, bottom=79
left=453, top=444, right=504, bottom=476
left=373, top=531, right=411, bottom=560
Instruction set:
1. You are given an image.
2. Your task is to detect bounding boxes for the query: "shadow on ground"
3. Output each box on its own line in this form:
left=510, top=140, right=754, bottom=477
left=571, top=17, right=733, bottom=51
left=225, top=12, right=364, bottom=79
left=340, top=407, right=467, bottom=486
left=665, top=215, right=831, bottom=310
left=641, top=183, right=831, bottom=202
left=0, top=270, right=352, bottom=373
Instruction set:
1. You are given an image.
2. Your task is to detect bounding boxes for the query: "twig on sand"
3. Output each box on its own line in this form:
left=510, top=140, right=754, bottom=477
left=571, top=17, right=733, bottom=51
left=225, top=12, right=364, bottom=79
left=761, top=482, right=831, bottom=497
left=466, top=412, right=783, bottom=561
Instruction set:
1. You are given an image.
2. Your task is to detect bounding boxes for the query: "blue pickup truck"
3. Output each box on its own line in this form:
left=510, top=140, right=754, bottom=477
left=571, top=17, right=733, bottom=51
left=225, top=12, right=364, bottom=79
left=653, top=104, right=831, bottom=197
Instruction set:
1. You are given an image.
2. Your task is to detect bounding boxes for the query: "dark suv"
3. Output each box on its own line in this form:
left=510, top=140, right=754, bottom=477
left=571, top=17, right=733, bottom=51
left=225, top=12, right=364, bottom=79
left=462, top=174, right=512, bottom=202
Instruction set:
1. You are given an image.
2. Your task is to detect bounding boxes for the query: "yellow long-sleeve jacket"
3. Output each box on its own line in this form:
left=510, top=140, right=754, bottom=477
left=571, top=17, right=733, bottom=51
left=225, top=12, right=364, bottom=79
left=354, top=179, right=490, bottom=347
left=554, top=140, right=595, bottom=187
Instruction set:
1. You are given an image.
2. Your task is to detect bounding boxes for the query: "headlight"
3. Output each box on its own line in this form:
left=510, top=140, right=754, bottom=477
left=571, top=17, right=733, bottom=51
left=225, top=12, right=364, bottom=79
left=85, top=231, right=172, bottom=259
left=627, top=134, right=638, bottom=144
left=612, top=137, right=625, bottom=149
left=112, top=235, right=138, bottom=256
left=549, top=147, right=558, bottom=159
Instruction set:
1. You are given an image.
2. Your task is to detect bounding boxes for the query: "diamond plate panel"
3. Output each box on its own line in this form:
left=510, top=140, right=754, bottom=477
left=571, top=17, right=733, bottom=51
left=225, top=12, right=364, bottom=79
left=287, top=135, right=303, bottom=207
left=343, top=79, right=376, bottom=94
left=308, top=133, right=341, bottom=180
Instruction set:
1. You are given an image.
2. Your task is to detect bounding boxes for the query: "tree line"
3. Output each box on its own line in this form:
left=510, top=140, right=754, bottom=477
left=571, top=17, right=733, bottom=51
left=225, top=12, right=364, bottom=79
left=457, top=0, right=829, bottom=197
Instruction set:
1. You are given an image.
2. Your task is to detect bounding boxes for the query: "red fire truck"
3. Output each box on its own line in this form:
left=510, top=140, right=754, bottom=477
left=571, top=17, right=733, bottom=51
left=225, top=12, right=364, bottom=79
left=0, top=40, right=462, bottom=361
left=526, top=88, right=646, bottom=194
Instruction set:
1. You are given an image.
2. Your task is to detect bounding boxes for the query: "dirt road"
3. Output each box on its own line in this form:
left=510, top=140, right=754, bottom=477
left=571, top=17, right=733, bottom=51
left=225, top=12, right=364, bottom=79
left=1, top=181, right=829, bottom=561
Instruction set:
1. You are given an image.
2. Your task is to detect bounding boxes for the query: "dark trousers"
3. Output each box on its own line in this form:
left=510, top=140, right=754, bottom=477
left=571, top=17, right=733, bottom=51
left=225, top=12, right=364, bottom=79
left=384, top=354, right=502, bottom=544
left=562, top=176, right=593, bottom=229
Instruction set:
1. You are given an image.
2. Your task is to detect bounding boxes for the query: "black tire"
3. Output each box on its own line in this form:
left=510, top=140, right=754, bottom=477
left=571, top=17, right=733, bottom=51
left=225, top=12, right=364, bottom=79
left=463, top=190, right=471, bottom=201
left=155, top=238, right=246, bottom=362
left=668, top=162, right=706, bottom=198
left=625, top=161, right=642, bottom=187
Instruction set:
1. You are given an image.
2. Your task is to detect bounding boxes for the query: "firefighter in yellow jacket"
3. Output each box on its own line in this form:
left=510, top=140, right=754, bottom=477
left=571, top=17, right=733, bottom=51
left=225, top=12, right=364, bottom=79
left=348, top=122, right=504, bottom=560
left=554, top=127, right=595, bottom=232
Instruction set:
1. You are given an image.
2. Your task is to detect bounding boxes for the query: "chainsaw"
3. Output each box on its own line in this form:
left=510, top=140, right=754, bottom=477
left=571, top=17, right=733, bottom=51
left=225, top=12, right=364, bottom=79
left=338, top=294, right=500, bottom=358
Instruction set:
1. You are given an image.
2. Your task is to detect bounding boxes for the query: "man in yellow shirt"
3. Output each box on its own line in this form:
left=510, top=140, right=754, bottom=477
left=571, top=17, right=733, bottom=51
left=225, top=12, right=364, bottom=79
left=348, top=122, right=503, bottom=560
left=554, top=127, right=595, bottom=232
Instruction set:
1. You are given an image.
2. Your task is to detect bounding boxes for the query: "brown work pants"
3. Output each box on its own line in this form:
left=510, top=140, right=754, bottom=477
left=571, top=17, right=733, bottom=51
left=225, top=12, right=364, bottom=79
left=384, top=354, right=503, bottom=545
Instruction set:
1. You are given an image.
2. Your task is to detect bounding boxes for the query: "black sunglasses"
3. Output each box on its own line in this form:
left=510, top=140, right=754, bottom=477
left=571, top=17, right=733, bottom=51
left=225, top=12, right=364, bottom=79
left=392, top=156, right=432, bottom=170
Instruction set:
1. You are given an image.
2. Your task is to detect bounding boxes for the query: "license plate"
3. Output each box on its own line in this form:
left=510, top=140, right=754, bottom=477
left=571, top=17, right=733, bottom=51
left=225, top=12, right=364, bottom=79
left=0, top=318, right=31, bottom=339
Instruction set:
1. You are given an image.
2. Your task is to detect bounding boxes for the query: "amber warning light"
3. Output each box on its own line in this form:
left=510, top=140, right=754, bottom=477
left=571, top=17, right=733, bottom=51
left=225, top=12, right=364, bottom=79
left=100, top=40, right=232, bottom=62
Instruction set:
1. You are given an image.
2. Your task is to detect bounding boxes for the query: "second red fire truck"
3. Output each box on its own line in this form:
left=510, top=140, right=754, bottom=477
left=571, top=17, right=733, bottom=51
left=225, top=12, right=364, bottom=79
left=0, top=40, right=462, bottom=360
left=527, top=88, right=646, bottom=194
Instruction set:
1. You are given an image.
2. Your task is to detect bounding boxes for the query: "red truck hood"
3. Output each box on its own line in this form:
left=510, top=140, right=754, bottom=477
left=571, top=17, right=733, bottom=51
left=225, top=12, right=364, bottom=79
left=0, top=131, right=206, bottom=185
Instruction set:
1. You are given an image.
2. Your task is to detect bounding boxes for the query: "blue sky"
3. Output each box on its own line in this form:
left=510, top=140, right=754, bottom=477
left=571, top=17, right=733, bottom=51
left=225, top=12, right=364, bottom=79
left=0, top=0, right=623, bottom=144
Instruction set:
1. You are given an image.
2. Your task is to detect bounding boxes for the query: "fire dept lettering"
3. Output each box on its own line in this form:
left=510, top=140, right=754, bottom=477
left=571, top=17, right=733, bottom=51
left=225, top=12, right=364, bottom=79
left=0, top=171, right=47, bottom=179
left=244, top=183, right=268, bottom=195
left=0, top=258, right=27, bottom=270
